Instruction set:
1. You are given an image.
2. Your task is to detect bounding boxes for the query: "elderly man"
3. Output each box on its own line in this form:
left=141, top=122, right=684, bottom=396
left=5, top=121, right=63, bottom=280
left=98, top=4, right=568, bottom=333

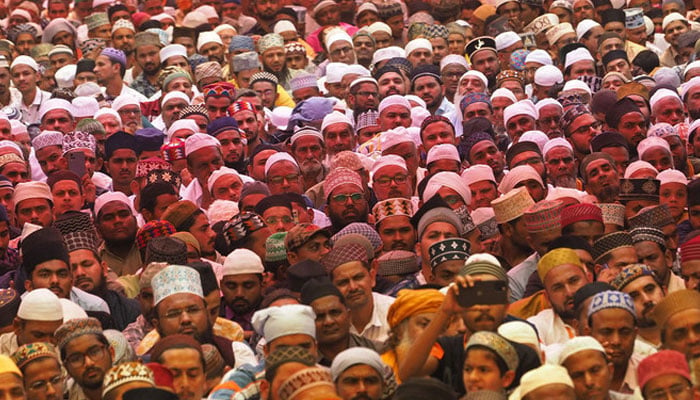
left=544, top=138, right=578, bottom=188
left=54, top=318, right=113, bottom=400
left=652, top=289, right=700, bottom=361
left=581, top=153, right=621, bottom=203
left=289, top=127, right=327, bottom=190
left=0, top=289, right=63, bottom=355
left=94, top=192, right=141, bottom=276
left=331, top=348, right=387, bottom=400
left=180, top=133, right=223, bottom=208
left=264, top=152, right=303, bottom=196
left=536, top=99, right=564, bottom=138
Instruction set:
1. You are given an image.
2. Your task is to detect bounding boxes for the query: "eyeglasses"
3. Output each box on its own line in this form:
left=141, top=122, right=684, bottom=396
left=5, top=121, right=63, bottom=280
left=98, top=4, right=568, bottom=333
left=118, top=108, right=140, bottom=115
left=331, top=193, right=363, bottom=203
left=64, top=345, right=107, bottom=368
left=28, top=374, right=64, bottom=392
left=268, top=174, right=299, bottom=185
left=162, top=305, right=205, bottom=320
left=646, top=383, right=692, bottom=400
left=442, top=195, right=464, bottom=205
left=374, top=174, right=407, bottom=186
left=356, top=91, right=378, bottom=98
left=330, top=46, right=353, bottom=57
left=571, top=121, right=602, bottom=135
left=266, top=216, right=293, bottom=225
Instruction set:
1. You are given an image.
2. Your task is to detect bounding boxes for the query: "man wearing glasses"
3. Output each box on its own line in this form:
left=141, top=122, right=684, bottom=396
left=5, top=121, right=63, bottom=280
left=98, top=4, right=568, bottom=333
left=11, top=342, right=65, bottom=400
left=55, top=317, right=114, bottom=400
left=323, top=167, right=369, bottom=234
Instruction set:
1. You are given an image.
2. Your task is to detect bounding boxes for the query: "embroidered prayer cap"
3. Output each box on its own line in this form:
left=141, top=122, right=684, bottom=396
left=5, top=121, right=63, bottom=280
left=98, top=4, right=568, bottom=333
left=587, top=290, right=636, bottom=319
left=523, top=199, right=566, bottom=233
left=265, top=345, right=316, bottom=384
left=250, top=71, right=279, bottom=86
left=223, top=248, right=264, bottom=276
left=323, top=167, right=363, bottom=200
left=31, top=130, right=63, bottom=152
left=428, top=238, right=470, bottom=270
left=597, top=203, right=626, bottom=227
left=284, top=224, right=329, bottom=252
left=372, top=198, right=413, bottom=226
left=278, top=366, right=334, bottom=400
left=618, top=178, right=660, bottom=202
left=560, top=203, right=604, bottom=229
left=652, top=289, right=700, bottom=329
left=466, top=331, right=518, bottom=372
left=557, top=336, right=605, bottom=365
left=630, top=227, right=666, bottom=249
left=376, top=251, right=420, bottom=276
left=629, top=204, right=674, bottom=230
left=637, top=350, right=691, bottom=392
left=63, top=130, right=96, bottom=155
left=0, top=288, right=19, bottom=328
left=257, top=33, right=284, bottom=54
left=518, top=364, right=574, bottom=399
left=591, top=231, right=634, bottom=263
left=151, top=265, right=203, bottom=305
left=610, top=263, right=656, bottom=291
left=460, top=91, right=491, bottom=112
left=54, top=317, right=103, bottom=350
left=321, top=243, right=368, bottom=272
left=460, top=253, right=507, bottom=282
left=537, top=247, right=583, bottom=281
left=472, top=208, right=498, bottom=240
left=102, top=362, right=155, bottom=399
left=101, top=47, right=127, bottom=68
left=289, top=72, right=318, bottom=92
left=465, top=36, right=497, bottom=60
left=194, top=61, right=223, bottom=84
left=252, top=304, right=316, bottom=342
left=217, top=212, right=266, bottom=253
left=491, top=186, right=535, bottom=224
left=144, top=236, right=186, bottom=266
left=202, top=81, right=235, bottom=100
left=10, top=342, right=58, bottom=369
left=680, top=235, right=700, bottom=263
left=112, top=19, right=135, bottom=34
left=265, top=232, right=287, bottom=263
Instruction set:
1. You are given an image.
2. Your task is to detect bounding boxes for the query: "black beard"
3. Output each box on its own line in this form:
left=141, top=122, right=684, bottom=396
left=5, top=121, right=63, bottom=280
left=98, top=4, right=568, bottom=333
left=597, top=185, right=620, bottom=203
left=690, top=109, right=700, bottom=120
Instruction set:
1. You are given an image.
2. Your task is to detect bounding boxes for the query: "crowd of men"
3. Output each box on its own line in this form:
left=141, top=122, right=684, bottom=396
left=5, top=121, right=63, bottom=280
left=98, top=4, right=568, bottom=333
left=0, top=0, right=699, bottom=399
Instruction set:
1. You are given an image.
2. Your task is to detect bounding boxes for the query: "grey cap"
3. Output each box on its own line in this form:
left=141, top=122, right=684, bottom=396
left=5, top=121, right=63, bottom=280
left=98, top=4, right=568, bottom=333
left=232, top=51, right=260, bottom=73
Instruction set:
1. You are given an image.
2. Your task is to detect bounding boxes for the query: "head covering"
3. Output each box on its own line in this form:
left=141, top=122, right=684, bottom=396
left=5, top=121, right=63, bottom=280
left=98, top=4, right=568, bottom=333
left=151, top=265, right=203, bottom=305
left=652, top=289, right=700, bottom=329
left=54, top=317, right=103, bottom=350
left=538, top=248, right=582, bottom=281
left=461, top=253, right=508, bottom=282
left=330, top=348, right=387, bottom=382
left=591, top=231, right=634, bottom=263
left=518, top=365, right=574, bottom=399
left=223, top=249, right=264, bottom=276
left=587, top=290, right=636, bottom=319
left=637, top=350, right=692, bottom=390
left=465, top=331, right=519, bottom=372
left=102, top=362, right=155, bottom=398
left=523, top=200, right=565, bottom=233
left=491, top=187, right=535, bottom=224
left=557, top=336, right=605, bottom=364
left=17, top=288, right=62, bottom=321
left=386, top=289, right=444, bottom=329
left=251, top=304, right=316, bottom=342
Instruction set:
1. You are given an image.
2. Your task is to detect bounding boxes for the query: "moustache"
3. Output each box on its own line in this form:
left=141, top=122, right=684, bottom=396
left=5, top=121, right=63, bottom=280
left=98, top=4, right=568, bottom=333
left=475, top=313, right=495, bottom=322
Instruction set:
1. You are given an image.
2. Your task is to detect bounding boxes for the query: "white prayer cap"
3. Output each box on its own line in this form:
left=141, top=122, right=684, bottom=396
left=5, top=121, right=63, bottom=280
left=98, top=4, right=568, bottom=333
left=564, top=47, right=594, bottom=69
left=490, top=87, right=517, bottom=103
left=207, top=167, right=240, bottom=193
left=371, top=46, right=405, bottom=66
left=557, top=336, right=605, bottom=365
left=405, top=94, right=426, bottom=108
left=264, top=152, right=298, bottom=176
left=208, top=200, right=239, bottom=224
left=161, top=91, right=190, bottom=106
left=662, top=12, right=687, bottom=30
left=543, top=137, right=573, bottom=156
left=380, top=127, right=414, bottom=152
left=223, top=249, right=265, bottom=276
left=367, top=21, right=392, bottom=35
left=326, top=62, right=349, bottom=84
left=519, top=131, right=548, bottom=152
left=371, top=154, right=407, bottom=175
left=535, top=98, right=562, bottom=113
left=273, top=20, right=296, bottom=34
left=498, top=321, right=540, bottom=351
left=112, top=95, right=140, bottom=111
left=321, top=111, right=352, bottom=132
left=471, top=207, right=496, bottom=225
left=461, top=164, right=497, bottom=186
left=55, top=64, right=76, bottom=89
left=410, top=108, right=430, bottom=128
left=503, top=99, right=537, bottom=125
left=326, top=30, right=354, bottom=50
left=195, top=5, right=217, bottom=19
left=644, top=15, right=654, bottom=35
left=423, top=171, right=472, bottom=205
left=461, top=70, right=488, bottom=89
left=94, top=191, right=130, bottom=217
left=404, top=38, right=432, bottom=56
left=214, top=24, right=235, bottom=35
left=160, top=44, right=187, bottom=62
left=10, top=55, right=38, bottom=72
left=60, top=298, right=88, bottom=322
left=48, top=45, right=73, bottom=58
left=31, top=130, right=63, bottom=152
left=525, top=49, right=553, bottom=66
left=269, top=106, right=293, bottom=130
left=426, top=144, right=459, bottom=165
left=440, top=54, right=469, bottom=71
left=495, top=31, right=522, bottom=50
left=623, top=160, right=658, bottom=179
left=75, top=82, right=102, bottom=97
left=10, top=120, right=27, bottom=137
left=290, top=126, right=324, bottom=145
left=167, top=119, right=199, bottom=140
left=546, top=187, right=587, bottom=203
left=658, top=168, right=688, bottom=185
left=17, top=288, right=63, bottom=321
left=546, top=22, right=575, bottom=46
left=197, top=31, right=222, bottom=52
left=39, top=98, right=73, bottom=121
left=111, top=19, right=135, bottom=34
left=498, top=165, right=543, bottom=194
left=152, top=265, right=203, bottom=305
left=0, top=140, right=23, bottom=157
left=345, top=64, right=371, bottom=77
left=637, top=136, right=672, bottom=159
left=518, top=364, right=574, bottom=398
left=152, top=12, right=175, bottom=22
left=72, top=96, right=100, bottom=118
left=576, top=19, right=601, bottom=40
left=184, top=133, right=220, bottom=157
left=182, top=10, right=207, bottom=28
left=378, top=95, right=411, bottom=114
left=562, top=79, right=592, bottom=95
left=683, top=60, right=700, bottom=78
left=252, top=304, right=316, bottom=342
left=649, top=88, right=681, bottom=109
left=534, top=65, right=563, bottom=86
left=331, top=348, right=386, bottom=381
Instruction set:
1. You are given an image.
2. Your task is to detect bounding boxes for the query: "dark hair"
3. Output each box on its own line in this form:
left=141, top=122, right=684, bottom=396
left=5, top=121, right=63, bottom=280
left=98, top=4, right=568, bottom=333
left=139, top=182, right=177, bottom=214
left=550, top=235, right=594, bottom=254
left=188, top=261, right=219, bottom=296
left=60, top=333, right=110, bottom=361
left=633, top=51, right=660, bottom=74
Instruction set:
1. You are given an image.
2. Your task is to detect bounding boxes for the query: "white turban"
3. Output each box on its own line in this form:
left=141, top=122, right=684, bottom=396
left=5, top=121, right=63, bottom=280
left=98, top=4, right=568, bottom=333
left=423, top=171, right=471, bottom=205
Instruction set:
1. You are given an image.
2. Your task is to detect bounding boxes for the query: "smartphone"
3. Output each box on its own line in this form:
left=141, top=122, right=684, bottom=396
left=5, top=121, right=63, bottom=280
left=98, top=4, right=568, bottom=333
left=456, top=281, right=508, bottom=308
left=67, top=152, right=86, bottom=177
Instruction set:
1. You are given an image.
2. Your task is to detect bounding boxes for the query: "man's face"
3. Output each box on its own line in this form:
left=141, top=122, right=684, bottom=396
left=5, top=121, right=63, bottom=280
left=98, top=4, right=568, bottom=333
left=252, top=81, right=277, bottom=109
left=372, top=165, right=411, bottom=200
left=664, top=20, right=689, bottom=48
left=331, top=261, right=375, bottom=311
left=49, top=53, right=73, bottom=71
left=562, top=350, right=613, bottom=400
left=143, top=0, right=164, bottom=15
left=572, top=0, right=595, bottom=23
left=112, top=29, right=135, bottom=53
left=211, top=174, right=242, bottom=202
left=336, top=365, right=383, bottom=400
left=63, top=335, right=112, bottom=391
left=262, top=206, right=294, bottom=233
left=378, top=216, right=416, bottom=252
left=22, top=357, right=64, bottom=400
left=353, top=36, right=375, bottom=62
left=413, top=76, right=442, bottom=108
left=377, top=72, right=405, bottom=98
left=200, top=43, right=224, bottom=64
left=323, top=123, right=356, bottom=156
left=11, top=65, right=38, bottom=94
left=188, top=213, right=216, bottom=255
left=653, top=98, right=685, bottom=125
left=378, top=106, right=411, bottom=131
left=233, top=109, right=261, bottom=142
left=187, top=147, right=223, bottom=185
left=216, top=129, right=245, bottom=165
left=469, top=180, right=498, bottom=210
left=136, top=45, right=161, bottom=75
left=545, top=147, right=576, bottom=186
left=48, top=2, right=68, bottom=19
left=635, top=241, right=672, bottom=283
left=604, top=247, right=638, bottom=276
left=348, top=82, right=378, bottom=110
left=622, top=275, right=664, bottom=328
left=417, top=221, right=459, bottom=267
left=159, top=348, right=206, bottom=400
left=36, top=145, right=67, bottom=176
left=543, top=264, right=588, bottom=320
left=162, top=100, right=189, bottom=128
left=326, top=184, right=368, bottom=227
left=96, top=201, right=137, bottom=244
left=248, top=149, right=276, bottom=181
left=537, top=105, right=563, bottom=138
left=51, top=180, right=82, bottom=216
left=15, top=319, right=62, bottom=346
left=568, top=61, right=596, bottom=79
left=106, top=149, right=138, bottom=187
left=662, top=308, right=700, bottom=360
left=460, top=274, right=508, bottom=332
left=328, top=40, right=356, bottom=64
left=220, top=273, right=263, bottom=315
left=41, top=110, right=74, bottom=134
left=16, top=198, right=53, bottom=228
left=206, top=96, right=232, bottom=121
left=590, top=308, right=636, bottom=367
left=155, top=293, right=209, bottom=341
left=261, top=48, right=285, bottom=73
left=681, top=260, right=700, bottom=291
left=292, top=136, right=324, bottom=177
left=310, top=294, right=351, bottom=345
left=470, top=50, right=500, bottom=80
left=505, top=115, right=535, bottom=142
left=584, top=159, right=620, bottom=202
left=266, top=161, right=303, bottom=195
left=69, top=249, right=104, bottom=294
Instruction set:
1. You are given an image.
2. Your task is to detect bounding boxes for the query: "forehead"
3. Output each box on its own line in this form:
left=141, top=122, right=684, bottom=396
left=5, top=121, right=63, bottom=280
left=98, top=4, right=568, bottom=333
left=100, top=200, right=131, bottom=214
left=586, top=158, right=613, bottom=172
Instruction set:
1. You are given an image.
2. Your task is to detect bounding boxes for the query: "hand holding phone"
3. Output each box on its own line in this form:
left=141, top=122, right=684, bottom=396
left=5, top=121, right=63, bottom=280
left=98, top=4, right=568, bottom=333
left=456, top=280, right=508, bottom=308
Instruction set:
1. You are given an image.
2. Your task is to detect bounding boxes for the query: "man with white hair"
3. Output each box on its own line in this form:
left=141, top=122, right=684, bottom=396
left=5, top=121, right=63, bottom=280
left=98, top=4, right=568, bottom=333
left=536, top=99, right=564, bottom=139
left=289, top=127, right=327, bottom=190
left=544, top=138, right=578, bottom=188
